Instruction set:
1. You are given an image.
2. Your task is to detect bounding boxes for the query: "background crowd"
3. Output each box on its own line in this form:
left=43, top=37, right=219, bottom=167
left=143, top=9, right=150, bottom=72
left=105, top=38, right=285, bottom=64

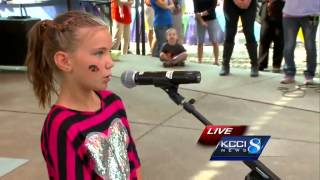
left=83, top=0, right=319, bottom=84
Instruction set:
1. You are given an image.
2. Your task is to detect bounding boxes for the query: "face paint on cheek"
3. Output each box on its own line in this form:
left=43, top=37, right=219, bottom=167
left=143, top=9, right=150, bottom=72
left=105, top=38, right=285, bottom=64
left=89, top=65, right=100, bottom=72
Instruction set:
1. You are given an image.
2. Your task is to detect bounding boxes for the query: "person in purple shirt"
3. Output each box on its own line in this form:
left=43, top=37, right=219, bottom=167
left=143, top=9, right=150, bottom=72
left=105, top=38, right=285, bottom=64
left=281, top=0, right=320, bottom=84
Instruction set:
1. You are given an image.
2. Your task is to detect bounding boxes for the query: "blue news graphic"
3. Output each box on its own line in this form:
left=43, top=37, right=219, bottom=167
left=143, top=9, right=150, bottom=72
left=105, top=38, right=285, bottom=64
left=210, top=136, right=270, bottom=161
left=248, top=138, right=261, bottom=154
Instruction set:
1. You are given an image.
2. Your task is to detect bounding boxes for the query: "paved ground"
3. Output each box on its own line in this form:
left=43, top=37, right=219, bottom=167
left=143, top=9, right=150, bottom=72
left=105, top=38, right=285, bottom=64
left=0, top=53, right=319, bottom=180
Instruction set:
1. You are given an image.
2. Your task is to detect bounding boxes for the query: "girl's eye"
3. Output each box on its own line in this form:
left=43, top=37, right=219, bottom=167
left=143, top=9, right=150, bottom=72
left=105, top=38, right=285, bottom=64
left=94, top=51, right=104, bottom=57
left=96, top=49, right=110, bottom=57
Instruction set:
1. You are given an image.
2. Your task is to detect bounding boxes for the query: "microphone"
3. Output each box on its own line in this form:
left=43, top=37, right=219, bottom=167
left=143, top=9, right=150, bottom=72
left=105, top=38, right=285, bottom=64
left=121, top=70, right=201, bottom=88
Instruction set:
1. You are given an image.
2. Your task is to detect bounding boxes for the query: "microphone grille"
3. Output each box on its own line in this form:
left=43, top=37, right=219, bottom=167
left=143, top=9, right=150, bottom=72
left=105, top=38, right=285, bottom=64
left=121, top=70, right=136, bottom=88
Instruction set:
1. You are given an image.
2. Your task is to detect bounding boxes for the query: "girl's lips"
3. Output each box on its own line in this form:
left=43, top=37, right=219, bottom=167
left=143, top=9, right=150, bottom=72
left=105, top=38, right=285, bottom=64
left=103, top=75, right=111, bottom=82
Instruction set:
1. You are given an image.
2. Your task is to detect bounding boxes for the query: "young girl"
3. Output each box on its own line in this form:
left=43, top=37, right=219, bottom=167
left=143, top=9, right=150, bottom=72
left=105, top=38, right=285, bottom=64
left=25, top=11, right=141, bottom=180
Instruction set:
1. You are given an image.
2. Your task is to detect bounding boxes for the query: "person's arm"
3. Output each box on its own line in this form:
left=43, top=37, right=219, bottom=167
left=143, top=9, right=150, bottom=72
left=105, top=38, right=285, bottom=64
left=118, top=0, right=134, bottom=6
left=196, top=14, right=208, bottom=27
left=173, top=0, right=182, bottom=14
left=198, top=0, right=216, bottom=17
left=167, top=0, right=176, bottom=10
left=117, top=0, right=133, bottom=18
left=172, top=44, right=187, bottom=62
left=136, top=168, right=142, bottom=180
left=193, top=0, right=209, bottom=26
left=125, top=0, right=134, bottom=6
left=233, top=0, right=252, bottom=9
left=172, top=51, right=188, bottom=61
left=160, top=52, right=172, bottom=61
left=155, top=0, right=175, bottom=10
left=160, top=43, right=172, bottom=61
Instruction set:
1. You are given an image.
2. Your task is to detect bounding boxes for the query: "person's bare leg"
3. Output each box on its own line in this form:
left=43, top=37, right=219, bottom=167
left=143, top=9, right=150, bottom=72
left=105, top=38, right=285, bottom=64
left=148, top=30, right=153, bottom=54
left=213, top=42, right=219, bottom=65
left=151, top=38, right=157, bottom=57
left=122, top=24, right=130, bottom=54
left=172, top=52, right=188, bottom=64
left=198, top=43, right=203, bottom=63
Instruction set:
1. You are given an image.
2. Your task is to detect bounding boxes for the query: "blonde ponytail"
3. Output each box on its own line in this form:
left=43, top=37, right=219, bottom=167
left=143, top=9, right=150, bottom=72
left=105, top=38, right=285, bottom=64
left=25, top=20, right=57, bottom=108
left=25, top=11, right=109, bottom=108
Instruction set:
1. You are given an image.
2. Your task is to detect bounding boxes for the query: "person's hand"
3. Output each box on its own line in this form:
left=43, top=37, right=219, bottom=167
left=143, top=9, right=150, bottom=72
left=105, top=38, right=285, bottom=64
left=119, top=6, right=124, bottom=18
left=173, top=6, right=181, bottom=14
left=127, top=0, right=133, bottom=6
left=161, top=53, right=172, bottom=61
left=126, top=1, right=133, bottom=7
left=197, top=11, right=208, bottom=17
left=233, top=0, right=251, bottom=9
left=201, top=21, right=208, bottom=27
left=167, top=4, right=175, bottom=11
left=201, top=11, right=209, bottom=16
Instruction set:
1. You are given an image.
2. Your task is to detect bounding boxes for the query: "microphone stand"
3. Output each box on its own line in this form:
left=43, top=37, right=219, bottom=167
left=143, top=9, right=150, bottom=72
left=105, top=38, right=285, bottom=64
left=157, top=83, right=281, bottom=180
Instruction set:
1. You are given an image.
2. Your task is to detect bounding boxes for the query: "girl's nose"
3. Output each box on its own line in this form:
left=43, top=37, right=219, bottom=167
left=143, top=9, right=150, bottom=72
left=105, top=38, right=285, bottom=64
left=105, top=56, right=114, bottom=69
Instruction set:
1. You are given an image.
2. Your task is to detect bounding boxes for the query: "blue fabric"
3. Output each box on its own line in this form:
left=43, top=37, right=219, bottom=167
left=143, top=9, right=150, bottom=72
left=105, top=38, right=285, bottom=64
left=151, top=0, right=172, bottom=26
left=154, top=25, right=171, bottom=57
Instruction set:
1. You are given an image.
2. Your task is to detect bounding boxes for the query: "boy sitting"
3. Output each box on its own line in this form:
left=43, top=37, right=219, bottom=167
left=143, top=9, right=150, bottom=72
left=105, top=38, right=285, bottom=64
left=160, top=28, right=188, bottom=67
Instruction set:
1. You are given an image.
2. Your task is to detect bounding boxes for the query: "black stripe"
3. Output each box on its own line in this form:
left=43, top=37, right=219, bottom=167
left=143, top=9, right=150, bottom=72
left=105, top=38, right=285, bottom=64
left=70, top=92, right=124, bottom=150
left=101, top=93, right=120, bottom=106
left=118, top=108, right=127, bottom=117
left=57, top=114, right=86, bottom=180
left=129, top=160, right=135, bottom=170
left=56, top=92, right=121, bottom=179
left=44, top=108, right=63, bottom=168
left=72, top=110, right=127, bottom=170
left=91, top=171, right=97, bottom=179
left=75, top=155, right=84, bottom=180
left=72, top=109, right=126, bottom=150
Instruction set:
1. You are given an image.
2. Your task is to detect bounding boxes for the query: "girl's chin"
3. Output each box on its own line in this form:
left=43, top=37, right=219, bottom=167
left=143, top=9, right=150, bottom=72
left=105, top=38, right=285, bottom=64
left=94, top=84, right=108, bottom=91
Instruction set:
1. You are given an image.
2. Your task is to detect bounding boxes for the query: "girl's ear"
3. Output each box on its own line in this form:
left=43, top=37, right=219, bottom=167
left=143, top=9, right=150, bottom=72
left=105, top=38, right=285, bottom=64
left=54, top=51, right=72, bottom=72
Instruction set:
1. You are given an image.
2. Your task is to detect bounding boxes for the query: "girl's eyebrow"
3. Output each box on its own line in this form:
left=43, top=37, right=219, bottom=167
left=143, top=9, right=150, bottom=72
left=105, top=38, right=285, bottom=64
left=91, top=47, right=109, bottom=51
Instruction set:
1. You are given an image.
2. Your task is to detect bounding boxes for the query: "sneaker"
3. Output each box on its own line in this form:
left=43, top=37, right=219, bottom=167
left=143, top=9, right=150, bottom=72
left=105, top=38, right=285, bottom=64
left=163, top=62, right=174, bottom=67
left=259, top=66, right=267, bottom=71
left=250, top=67, right=259, bottom=77
left=280, top=75, right=295, bottom=84
left=177, top=62, right=185, bottom=66
left=304, top=76, right=314, bottom=85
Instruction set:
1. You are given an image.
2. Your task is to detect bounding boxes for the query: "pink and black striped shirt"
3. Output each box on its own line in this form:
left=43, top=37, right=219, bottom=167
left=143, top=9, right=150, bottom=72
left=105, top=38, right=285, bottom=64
left=41, top=90, right=140, bottom=180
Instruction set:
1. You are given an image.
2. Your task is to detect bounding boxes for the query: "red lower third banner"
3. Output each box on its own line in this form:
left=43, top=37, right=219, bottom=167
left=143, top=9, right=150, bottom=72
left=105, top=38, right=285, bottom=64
left=197, top=125, right=248, bottom=146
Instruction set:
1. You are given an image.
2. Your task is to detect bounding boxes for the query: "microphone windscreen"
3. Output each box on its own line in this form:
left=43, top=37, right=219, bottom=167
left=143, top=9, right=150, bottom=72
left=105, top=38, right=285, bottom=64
left=121, top=70, right=136, bottom=88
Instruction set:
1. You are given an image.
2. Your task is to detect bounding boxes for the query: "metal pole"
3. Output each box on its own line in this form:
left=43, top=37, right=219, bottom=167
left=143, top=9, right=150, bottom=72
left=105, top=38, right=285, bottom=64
left=67, top=0, right=71, bottom=11
left=140, top=0, right=145, bottom=55
left=135, top=0, right=140, bottom=54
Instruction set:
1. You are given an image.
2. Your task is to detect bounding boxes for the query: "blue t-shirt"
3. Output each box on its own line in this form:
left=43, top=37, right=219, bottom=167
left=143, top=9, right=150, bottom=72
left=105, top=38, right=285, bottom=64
left=151, top=0, right=173, bottom=27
